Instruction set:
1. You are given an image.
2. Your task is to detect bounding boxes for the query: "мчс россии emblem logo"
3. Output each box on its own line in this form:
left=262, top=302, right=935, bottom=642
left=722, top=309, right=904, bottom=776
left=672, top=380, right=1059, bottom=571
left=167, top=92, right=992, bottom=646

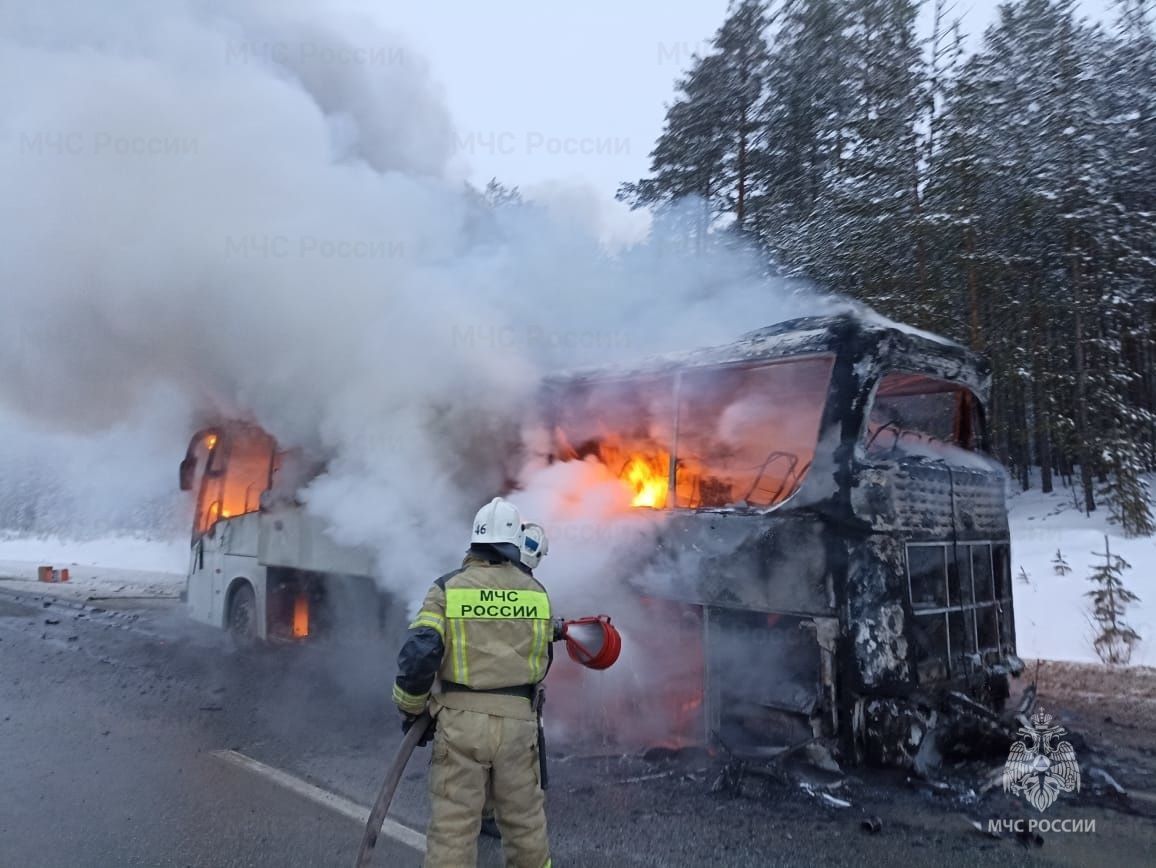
left=1003, top=707, right=1081, bottom=812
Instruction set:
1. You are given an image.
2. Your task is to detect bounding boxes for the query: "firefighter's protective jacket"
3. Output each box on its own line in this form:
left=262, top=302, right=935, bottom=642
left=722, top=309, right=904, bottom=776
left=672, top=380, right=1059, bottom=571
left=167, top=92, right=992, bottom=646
left=394, top=550, right=553, bottom=721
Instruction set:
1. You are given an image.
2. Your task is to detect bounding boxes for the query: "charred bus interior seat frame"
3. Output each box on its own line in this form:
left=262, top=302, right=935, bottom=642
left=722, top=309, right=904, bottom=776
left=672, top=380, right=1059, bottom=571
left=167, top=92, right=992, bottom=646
left=542, top=314, right=1018, bottom=766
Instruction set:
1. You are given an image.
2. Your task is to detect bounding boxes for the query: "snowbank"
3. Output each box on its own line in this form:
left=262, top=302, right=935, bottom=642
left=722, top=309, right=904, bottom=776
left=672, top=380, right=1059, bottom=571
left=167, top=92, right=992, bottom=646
left=1010, top=484, right=1154, bottom=666
left=0, top=534, right=186, bottom=579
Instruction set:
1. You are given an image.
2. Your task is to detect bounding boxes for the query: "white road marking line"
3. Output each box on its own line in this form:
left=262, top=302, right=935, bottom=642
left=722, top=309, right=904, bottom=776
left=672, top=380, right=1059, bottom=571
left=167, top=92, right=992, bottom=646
left=211, top=749, right=427, bottom=853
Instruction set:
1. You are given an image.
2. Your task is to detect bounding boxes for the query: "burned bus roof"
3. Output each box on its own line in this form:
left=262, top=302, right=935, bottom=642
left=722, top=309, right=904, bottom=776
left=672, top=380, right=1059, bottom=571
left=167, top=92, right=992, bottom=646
left=546, top=313, right=989, bottom=394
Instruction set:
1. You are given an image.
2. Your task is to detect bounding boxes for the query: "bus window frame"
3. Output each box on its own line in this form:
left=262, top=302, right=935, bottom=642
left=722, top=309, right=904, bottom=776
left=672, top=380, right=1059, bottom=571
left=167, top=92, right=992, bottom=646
left=861, top=370, right=987, bottom=459
left=906, top=539, right=1010, bottom=679
left=190, top=426, right=276, bottom=541
left=672, top=354, right=836, bottom=511
left=197, top=430, right=228, bottom=539
left=547, top=352, right=838, bottom=514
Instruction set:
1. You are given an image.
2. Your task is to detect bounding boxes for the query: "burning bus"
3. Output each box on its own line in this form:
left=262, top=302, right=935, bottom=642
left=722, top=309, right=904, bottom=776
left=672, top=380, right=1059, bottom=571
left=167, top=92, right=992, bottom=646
left=178, top=426, right=385, bottom=644
left=177, top=312, right=1020, bottom=766
left=537, top=313, right=1021, bottom=767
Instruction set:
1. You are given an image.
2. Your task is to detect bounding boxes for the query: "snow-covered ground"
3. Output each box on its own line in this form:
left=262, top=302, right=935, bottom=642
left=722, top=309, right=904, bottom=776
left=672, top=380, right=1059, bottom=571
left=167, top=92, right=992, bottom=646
left=0, top=534, right=187, bottom=573
left=0, top=534, right=187, bottom=599
left=1010, top=484, right=1154, bottom=666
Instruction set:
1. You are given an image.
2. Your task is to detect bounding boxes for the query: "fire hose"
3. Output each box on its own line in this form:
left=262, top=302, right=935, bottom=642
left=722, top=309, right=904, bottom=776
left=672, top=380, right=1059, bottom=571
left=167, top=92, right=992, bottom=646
left=355, top=710, right=432, bottom=868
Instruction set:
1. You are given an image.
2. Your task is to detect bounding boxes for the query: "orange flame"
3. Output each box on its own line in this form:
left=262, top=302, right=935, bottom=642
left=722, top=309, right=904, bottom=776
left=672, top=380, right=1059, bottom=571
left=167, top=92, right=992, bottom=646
left=292, top=595, right=310, bottom=638
left=623, top=454, right=668, bottom=508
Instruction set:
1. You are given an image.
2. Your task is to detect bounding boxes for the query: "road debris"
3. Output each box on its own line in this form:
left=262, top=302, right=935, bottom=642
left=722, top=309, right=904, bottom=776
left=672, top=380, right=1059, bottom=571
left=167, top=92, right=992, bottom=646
left=964, top=815, right=1001, bottom=839
left=1087, top=766, right=1127, bottom=797
left=618, top=770, right=678, bottom=785
left=799, top=781, right=851, bottom=808
left=1015, top=826, right=1044, bottom=848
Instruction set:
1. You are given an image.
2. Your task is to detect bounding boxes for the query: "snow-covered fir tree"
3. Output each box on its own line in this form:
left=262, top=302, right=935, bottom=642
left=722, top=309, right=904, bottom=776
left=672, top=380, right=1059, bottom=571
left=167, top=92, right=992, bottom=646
left=618, top=0, right=771, bottom=247
left=1086, top=536, right=1142, bottom=663
left=623, top=0, right=1155, bottom=530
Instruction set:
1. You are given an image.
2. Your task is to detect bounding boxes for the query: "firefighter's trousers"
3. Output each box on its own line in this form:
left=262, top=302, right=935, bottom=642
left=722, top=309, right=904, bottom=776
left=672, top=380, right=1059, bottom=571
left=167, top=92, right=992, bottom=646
left=425, top=706, right=550, bottom=868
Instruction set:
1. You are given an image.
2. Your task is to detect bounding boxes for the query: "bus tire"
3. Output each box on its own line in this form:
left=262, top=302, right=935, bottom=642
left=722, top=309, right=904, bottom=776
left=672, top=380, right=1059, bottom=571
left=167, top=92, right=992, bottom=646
left=226, top=581, right=259, bottom=648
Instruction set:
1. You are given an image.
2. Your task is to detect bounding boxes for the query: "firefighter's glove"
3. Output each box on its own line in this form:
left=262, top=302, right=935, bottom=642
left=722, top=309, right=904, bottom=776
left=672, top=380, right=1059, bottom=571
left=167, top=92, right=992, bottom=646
left=551, top=618, right=566, bottom=642
left=401, top=712, right=435, bottom=747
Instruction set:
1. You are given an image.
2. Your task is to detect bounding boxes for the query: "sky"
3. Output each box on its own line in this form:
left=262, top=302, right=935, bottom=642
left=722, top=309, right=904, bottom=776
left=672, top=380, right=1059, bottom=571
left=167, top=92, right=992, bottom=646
left=375, top=0, right=1111, bottom=240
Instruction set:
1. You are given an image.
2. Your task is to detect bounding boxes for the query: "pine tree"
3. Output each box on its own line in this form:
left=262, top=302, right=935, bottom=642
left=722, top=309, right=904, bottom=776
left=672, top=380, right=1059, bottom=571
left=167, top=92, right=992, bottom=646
left=461, top=177, right=530, bottom=247
left=483, top=178, right=523, bottom=208
left=1101, top=450, right=1156, bottom=536
left=750, top=0, right=856, bottom=263
left=1052, top=549, right=1071, bottom=576
left=713, top=0, right=773, bottom=231
left=805, top=0, right=927, bottom=312
left=1086, top=535, right=1142, bottom=663
left=618, top=0, right=771, bottom=243
left=623, top=0, right=1156, bottom=526
left=1096, top=1, right=1156, bottom=529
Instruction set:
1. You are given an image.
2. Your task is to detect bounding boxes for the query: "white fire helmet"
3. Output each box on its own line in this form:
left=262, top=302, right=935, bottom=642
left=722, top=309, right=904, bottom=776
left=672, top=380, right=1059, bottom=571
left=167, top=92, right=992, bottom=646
left=471, top=497, right=524, bottom=547
left=520, top=523, right=549, bottom=571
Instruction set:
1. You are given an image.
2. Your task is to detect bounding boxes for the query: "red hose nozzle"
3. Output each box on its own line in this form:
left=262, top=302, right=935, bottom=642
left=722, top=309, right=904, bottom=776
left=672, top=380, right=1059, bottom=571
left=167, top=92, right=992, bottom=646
left=561, top=615, right=621, bottom=670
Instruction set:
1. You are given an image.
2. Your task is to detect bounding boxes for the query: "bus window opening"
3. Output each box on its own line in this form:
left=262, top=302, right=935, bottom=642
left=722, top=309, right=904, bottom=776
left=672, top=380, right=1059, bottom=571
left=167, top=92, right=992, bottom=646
left=867, top=373, right=982, bottom=458
left=553, top=376, right=677, bottom=509
left=550, top=356, right=833, bottom=511
left=674, top=356, right=834, bottom=509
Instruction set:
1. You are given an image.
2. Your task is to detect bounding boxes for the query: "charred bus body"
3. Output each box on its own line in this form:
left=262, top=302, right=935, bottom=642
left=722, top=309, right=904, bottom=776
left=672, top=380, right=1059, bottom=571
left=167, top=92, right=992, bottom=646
left=541, top=314, right=1021, bottom=767
left=178, top=427, right=388, bottom=644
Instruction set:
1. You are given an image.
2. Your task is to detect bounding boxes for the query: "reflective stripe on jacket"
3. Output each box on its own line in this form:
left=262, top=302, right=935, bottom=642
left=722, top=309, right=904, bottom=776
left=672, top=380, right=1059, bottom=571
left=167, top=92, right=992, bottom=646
left=394, top=552, right=552, bottom=718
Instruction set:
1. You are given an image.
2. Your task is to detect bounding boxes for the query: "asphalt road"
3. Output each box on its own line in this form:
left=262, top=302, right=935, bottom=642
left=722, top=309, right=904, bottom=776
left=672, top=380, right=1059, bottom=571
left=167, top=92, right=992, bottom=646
left=0, top=592, right=422, bottom=868
left=1, top=586, right=1153, bottom=867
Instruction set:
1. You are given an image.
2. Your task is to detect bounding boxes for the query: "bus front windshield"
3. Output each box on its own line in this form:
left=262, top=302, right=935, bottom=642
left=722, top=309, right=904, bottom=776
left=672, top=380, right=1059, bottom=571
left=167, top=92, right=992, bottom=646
left=866, top=373, right=983, bottom=460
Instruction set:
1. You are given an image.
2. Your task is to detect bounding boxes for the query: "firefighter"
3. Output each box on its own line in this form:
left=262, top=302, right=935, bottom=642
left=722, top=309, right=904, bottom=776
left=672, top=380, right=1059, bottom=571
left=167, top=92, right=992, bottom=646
left=393, top=497, right=554, bottom=868
left=482, top=521, right=549, bottom=843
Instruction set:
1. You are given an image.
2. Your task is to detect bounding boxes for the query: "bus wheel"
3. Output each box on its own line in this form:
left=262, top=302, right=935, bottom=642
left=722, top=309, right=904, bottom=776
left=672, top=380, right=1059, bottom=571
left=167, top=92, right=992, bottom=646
left=227, top=582, right=259, bottom=648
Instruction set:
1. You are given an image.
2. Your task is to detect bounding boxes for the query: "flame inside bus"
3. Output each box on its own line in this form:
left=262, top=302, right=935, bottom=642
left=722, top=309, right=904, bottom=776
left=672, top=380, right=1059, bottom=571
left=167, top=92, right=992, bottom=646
left=292, top=595, right=310, bottom=638
left=622, top=454, right=669, bottom=507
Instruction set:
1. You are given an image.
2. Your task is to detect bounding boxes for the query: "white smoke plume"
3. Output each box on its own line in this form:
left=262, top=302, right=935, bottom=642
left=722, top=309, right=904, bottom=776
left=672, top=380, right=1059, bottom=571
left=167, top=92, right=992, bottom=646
left=0, top=0, right=835, bottom=604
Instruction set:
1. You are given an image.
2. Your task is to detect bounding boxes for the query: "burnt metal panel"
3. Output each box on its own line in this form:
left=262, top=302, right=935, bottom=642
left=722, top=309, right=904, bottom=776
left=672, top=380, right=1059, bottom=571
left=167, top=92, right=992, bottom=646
left=851, top=461, right=1009, bottom=542
left=844, top=535, right=914, bottom=691
left=635, top=511, right=835, bottom=615
left=707, top=608, right=823, bottom=752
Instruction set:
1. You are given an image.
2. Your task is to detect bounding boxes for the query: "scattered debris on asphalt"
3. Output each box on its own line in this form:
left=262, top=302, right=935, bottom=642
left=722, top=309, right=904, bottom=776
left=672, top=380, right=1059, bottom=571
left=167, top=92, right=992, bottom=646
left=860, top=816, right=882, bottom=834
left=1015, top=826, right=1044, bottom=848
left=1087, top=766, right=1127, bottom=797
left=964, top=815, right=1001, bottom=839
